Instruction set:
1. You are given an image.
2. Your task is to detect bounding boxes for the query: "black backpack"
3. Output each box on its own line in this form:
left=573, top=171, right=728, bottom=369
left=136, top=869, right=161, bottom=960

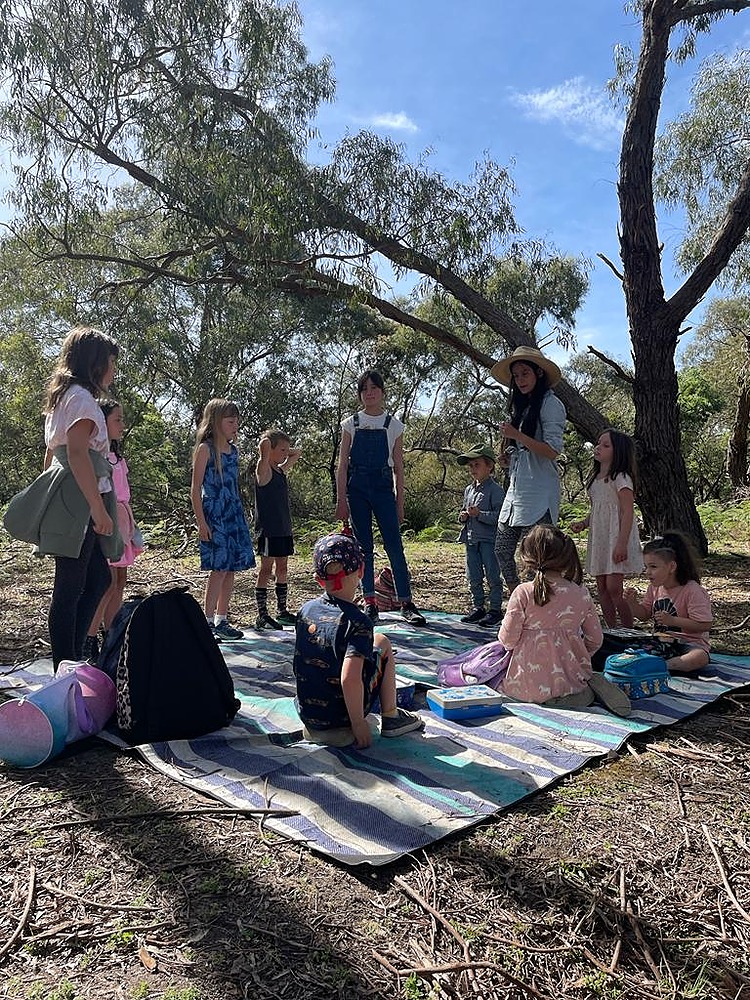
left=100, top=587, right=240, bottom=744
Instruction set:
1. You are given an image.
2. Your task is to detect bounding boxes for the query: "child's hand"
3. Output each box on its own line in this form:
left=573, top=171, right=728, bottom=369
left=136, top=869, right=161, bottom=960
left=258, top=438, right=271, bottom=458
left=289, top=447, right=302, bottom=459
left=466, top=505, right=480, bottom=517
left=351, top=718, right=372, bottom=749
left=198, top=522, right=212, bottom=542
left=335, top=498, right=349, bottom=521
left=93, top=511, right=114, bottom=536
left=569, top=520, right=587, bottom=533
left=612, top=542, right=627, bottom=563
left=624, top=587, right=640, bottom=604
left=458, top=511, right=469, bottom=524
left=654, top=609, right=675, bottom=627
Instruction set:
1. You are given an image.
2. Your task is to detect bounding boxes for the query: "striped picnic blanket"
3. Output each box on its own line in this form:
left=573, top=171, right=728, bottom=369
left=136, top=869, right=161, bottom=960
left=2, top=612, right=748, bottom=865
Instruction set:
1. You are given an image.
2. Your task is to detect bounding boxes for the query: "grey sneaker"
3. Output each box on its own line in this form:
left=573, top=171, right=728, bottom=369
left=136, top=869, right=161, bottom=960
left=381, top=708, right=425, bottom=738
left=213, top=620, right=245, bottom=641
left=401, top=602, right=427, bottom=627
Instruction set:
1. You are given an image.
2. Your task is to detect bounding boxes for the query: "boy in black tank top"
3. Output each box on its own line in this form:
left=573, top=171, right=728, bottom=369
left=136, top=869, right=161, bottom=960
left=254, top=429, right=302, bottom=628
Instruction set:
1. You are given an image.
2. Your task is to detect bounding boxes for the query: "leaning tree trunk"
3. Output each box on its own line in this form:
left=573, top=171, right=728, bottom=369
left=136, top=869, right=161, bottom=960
left=726, top=333, right=750, bottom=487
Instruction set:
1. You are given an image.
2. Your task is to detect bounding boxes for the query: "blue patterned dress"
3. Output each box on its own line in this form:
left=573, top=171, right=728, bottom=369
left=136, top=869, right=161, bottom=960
left=199, top=443, right=255, bottom=572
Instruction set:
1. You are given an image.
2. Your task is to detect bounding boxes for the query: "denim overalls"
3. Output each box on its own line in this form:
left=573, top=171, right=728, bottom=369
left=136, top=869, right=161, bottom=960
left=346, top=412, right=411, bottom=602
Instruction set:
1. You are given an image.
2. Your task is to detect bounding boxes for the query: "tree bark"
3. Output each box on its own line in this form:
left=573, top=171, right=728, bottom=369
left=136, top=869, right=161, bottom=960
left=726, top=334, right=750, bottom=487
left=616, top=0, right=750, bottom=553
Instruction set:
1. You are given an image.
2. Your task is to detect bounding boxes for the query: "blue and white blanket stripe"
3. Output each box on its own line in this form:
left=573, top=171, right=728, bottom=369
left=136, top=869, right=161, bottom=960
left=2, top=611, right=748, bottom=866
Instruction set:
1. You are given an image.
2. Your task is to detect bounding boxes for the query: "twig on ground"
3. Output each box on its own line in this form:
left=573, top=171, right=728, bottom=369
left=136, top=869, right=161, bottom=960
left=45, top=805, right=300, bottom=829
left=609, top=866, right=626, bottom=973
left=0, top=864, right=36, bottom=961
left=673, top=779, right=687, bottom=819
left=42, top=882, right=156, bottom=912
left=702, top=823, right=750, bottom=923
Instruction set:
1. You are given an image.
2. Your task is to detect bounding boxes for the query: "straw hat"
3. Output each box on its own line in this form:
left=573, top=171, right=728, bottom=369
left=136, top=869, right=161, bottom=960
left=490, top=346, right=562, bottom=388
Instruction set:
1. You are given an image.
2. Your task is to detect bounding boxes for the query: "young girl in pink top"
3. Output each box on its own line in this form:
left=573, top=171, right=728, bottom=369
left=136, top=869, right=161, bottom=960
left=498, top=525, right=604, bottom=704
left=84, top=400, right=143, bottom=659
left=625, top=531, right=712, bottom=674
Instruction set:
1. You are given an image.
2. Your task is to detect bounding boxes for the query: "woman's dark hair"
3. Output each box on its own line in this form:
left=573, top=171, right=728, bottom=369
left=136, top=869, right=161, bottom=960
left=508, top=362, right=550, bottom=439
left=586, top=428, right=638, bottom=492
left=357, top=369, right=386, bottom=398
left=642, top=531, right=702, bottom=585
left=100, top=399, right=123, bottom=462
left=519, top=524, right=583, bottom=606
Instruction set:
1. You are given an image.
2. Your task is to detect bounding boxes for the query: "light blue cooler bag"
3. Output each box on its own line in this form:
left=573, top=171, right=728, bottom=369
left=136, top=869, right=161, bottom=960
left=603, top=650, right=670, bottom=700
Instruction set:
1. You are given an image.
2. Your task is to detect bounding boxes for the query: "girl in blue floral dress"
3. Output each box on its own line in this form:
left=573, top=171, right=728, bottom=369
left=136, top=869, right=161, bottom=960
left=191, top=399, right=255, bottom=640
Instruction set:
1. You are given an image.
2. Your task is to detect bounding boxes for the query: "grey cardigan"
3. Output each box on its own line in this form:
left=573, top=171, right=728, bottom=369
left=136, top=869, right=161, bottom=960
left=3, top=446, right=124, bottom=561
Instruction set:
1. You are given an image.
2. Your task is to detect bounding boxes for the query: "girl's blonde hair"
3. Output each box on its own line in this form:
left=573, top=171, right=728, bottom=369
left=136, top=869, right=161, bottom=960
left=520, top=525, right=583, bottom=606
left=194, top=399, right=240, bottom=479
left=45, top=326, right=119, bottom=411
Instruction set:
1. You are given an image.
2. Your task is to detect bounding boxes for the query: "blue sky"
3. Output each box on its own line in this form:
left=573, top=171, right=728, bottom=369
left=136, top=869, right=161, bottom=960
left=301, top=1, right=749, bottom=369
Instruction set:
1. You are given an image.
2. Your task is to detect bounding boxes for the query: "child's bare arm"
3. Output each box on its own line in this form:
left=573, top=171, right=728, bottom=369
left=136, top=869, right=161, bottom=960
left=341, top=654, right=371, bottom=748
left=623, top=587, right=649, bottom=620
left=280, top=447, right=302, bottom=473
left=255, top=437, right=272, bottom=487
left=191, top=444, right=211, bottom=541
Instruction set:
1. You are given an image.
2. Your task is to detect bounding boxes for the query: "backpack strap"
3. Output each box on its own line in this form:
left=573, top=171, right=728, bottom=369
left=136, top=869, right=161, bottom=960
left=384, top=413, right=392, bottom=429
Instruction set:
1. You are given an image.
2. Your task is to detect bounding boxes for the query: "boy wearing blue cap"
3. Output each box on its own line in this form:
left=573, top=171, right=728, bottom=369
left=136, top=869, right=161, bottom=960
left=293, top=533, right=424, bottom=748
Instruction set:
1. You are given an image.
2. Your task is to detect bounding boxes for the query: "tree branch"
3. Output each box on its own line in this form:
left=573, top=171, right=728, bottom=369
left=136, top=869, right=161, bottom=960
left=587, top=346, right=635, bottom=383
left=672, top=1, right=750, bottom=24
left=666, top=156, right=750, bottom=322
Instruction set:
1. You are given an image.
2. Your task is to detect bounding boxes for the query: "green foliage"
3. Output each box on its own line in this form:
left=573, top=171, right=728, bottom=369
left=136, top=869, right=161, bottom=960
left=655, top=51, right=750, bottom=289
left=697, top=499, right=750, bottom=551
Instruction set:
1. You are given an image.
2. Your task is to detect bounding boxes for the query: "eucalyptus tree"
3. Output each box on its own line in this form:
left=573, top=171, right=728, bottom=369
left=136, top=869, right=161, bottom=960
left=2, top=1, right=750, bottom=550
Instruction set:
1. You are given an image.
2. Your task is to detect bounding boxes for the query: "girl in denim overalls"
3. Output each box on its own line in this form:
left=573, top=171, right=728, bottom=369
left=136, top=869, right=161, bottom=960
left=335, top=371, right=426, bottom=626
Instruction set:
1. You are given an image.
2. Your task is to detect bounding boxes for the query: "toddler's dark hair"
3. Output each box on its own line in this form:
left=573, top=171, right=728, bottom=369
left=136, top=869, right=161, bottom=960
left=100, top=398, right=123, bottom=462
left=642, top=530, right=702, bottom=585
left=520, top=524, right=583, bottom=606
left=587, top=428, right=638, bottom=492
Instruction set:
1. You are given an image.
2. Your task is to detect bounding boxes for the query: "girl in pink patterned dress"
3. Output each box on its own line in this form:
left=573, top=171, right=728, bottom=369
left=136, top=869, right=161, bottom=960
left=498, top=525, right=603, bottom=704
left=570, top=428, right=643, bottom=626
left=84, top=400, right=143, bottom=658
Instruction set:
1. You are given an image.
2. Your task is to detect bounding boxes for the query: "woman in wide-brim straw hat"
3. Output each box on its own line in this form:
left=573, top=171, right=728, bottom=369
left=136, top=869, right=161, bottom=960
left=490, top=346, right=566, bottom=594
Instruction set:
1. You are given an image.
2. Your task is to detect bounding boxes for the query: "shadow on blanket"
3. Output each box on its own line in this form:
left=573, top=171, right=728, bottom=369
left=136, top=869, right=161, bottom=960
left=2, top=612, right=749, bottom=866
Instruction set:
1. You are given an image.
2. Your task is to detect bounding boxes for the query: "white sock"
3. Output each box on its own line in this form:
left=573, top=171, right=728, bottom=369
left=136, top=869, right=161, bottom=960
left=214, top=614, right=227, bottom=626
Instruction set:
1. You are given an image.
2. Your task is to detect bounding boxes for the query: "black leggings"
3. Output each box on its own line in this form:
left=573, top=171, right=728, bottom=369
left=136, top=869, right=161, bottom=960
left=48, top=522, right=111, bottom=669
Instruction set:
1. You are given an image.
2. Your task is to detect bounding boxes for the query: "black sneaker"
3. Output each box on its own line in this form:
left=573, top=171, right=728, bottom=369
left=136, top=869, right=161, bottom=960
left=381, top=708, right=425, bottom=738
left=478, top=610, right=502, bottom=628
left=82, top=634, right=99, bottom=663
left=255, top=613, right=282, bottom=630
left=401, top=602, right=427, bottom=627
left=275, top=610, right=298, bottom=627
left=365, top=602, right=379, bottom=623
left=460, top=608, right=486, bottom=624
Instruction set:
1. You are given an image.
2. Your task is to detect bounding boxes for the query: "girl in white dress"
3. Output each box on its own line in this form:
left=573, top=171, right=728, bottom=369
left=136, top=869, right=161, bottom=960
left=570, top=429, right=643, bottom=626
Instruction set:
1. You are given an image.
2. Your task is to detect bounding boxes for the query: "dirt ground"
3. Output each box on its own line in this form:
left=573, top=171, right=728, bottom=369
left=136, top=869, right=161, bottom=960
left=1, top=538, right=749, bottom=1000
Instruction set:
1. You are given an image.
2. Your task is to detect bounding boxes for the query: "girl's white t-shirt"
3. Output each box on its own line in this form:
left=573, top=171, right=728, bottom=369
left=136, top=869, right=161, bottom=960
left=45, top=384, right=111, bottom=491
left=340, top=411, right=404, bottom=468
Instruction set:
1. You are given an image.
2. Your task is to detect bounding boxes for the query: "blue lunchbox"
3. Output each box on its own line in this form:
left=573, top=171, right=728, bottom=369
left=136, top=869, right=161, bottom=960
left=426, top=684, right=507, bottom=720
left=603, top=650, right=670, bottom=700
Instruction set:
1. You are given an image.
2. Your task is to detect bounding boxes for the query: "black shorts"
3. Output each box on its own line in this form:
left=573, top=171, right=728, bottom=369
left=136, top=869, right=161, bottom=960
left=256, top=533, right=294, bottom=558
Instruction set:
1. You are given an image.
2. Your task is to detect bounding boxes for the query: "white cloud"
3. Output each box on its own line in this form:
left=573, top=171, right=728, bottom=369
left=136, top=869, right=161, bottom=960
left=511, top=77, right=623, bottom=151
left=364, top=111, right=419, bottom=133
